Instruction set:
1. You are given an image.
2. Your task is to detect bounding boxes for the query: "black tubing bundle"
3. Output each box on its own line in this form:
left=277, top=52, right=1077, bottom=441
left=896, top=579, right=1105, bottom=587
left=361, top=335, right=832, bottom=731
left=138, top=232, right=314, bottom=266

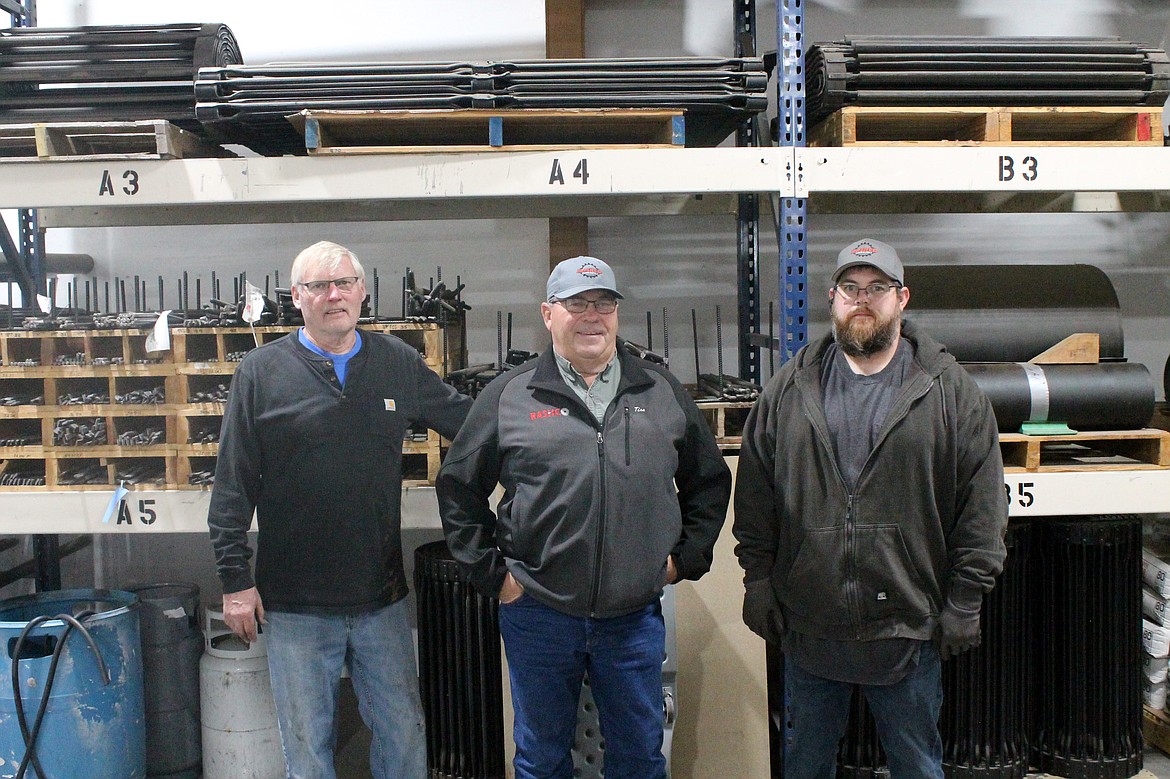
left=1031, top=517, right=1143, bottom=779
left=902, top=264, right=1124, bottom=364
left=195, top=56, right=770, bottom=154
left=414, top=541, right=505, bottom=779
left=0, top=23, right=242, bottom=129
left=941, top=521, right=1032, bottom=779
left=806, top=36, right=1170, bottom=126
left=963, top=362, right=1154, bottom=432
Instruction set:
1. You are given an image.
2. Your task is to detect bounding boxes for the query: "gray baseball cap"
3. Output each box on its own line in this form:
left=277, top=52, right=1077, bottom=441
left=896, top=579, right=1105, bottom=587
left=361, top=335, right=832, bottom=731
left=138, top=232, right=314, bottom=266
left=833, top=239, right=904, bottom=286
left=546, top=256, right=624, bottom=301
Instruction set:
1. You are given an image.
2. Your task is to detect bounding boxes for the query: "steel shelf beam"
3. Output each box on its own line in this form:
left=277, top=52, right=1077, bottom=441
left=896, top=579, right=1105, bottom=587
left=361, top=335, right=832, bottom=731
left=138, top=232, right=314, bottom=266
left=0, top=148, right=789, bottom=212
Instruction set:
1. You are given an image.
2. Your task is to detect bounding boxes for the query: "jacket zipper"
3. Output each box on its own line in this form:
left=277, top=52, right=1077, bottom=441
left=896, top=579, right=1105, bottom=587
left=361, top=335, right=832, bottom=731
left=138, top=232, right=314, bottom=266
left=844, top=493, right=858, bottom=637
left=624, top=404, right=631, bottom=466
left=589, top=429, right=607, bottom=615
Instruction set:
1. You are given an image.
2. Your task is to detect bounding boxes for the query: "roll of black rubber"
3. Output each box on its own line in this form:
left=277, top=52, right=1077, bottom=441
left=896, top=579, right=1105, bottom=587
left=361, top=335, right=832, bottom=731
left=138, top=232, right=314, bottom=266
left=901, top=264, right=1124, bottom=363
left=962, top=362, right=1154, bottom=432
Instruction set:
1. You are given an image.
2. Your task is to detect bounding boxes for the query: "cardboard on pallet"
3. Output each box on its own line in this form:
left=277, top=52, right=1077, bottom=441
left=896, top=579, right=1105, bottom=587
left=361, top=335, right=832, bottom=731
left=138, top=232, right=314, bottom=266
left=809, top=105, right=1164, bottom=147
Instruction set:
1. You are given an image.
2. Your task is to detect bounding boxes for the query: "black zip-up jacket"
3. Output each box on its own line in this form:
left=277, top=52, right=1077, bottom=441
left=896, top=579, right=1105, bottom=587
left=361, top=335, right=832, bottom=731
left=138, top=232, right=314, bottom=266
left=437, top=343, right=732, bottom=619
left=733, top=321, right=1007, bottom=640
left=208, top=330, right=471, bottom=614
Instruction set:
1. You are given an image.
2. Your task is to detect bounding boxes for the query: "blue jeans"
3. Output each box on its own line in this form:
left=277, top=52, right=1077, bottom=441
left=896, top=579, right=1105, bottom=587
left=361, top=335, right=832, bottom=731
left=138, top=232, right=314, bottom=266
left=499, top=595, right=667, bottom=779
left=264, top=599, right=427, bottom=779
left=783, top=642, right=944, bottom=779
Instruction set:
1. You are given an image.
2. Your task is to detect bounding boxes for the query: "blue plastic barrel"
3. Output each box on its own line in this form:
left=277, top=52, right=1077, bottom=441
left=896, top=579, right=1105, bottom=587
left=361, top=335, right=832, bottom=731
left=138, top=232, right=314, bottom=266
left=0, top=588, right=145, bottom=779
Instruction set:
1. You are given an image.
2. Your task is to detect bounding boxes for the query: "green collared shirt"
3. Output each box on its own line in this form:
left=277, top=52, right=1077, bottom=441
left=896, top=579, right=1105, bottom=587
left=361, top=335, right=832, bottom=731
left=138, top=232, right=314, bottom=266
left=553, top=349, right=621, bottom=424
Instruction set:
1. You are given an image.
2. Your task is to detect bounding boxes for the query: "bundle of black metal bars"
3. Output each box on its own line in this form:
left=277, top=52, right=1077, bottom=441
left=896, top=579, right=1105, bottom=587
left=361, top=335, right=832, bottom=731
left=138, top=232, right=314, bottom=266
left=414, top=541, right=505, bottom=779
left=0, top=23, right=242, bottom=129
left=194, top=56, right=770, bottom=154
left=805, top=36, right=1170, bottom=126
left=1032, top=516, right=1143, bottom=779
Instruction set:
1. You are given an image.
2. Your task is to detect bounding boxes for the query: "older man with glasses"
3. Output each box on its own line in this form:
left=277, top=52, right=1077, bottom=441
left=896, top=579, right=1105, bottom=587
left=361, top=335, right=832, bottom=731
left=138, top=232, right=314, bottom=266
left=208, top=240, right=471, bottom=779
left=437, top=255, right=731, bottom=779
left=733, top=238, right=1008, bottom=778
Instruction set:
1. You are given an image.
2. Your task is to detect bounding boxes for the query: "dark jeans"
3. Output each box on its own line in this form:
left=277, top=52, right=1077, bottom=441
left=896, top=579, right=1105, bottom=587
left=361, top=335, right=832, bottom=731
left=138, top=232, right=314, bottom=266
left=498, top=594, right=667, bottom=779
left=784, top=641, right=944, bottom=779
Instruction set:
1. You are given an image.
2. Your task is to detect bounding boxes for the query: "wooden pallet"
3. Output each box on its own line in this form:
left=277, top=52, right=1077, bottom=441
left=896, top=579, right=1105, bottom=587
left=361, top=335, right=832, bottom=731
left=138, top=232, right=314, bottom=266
left=1146, top=705, right=1170, bottom=756
left=809, top=105, right=1164, bottom=147
left=0, top=120, right=223, bottom=161
left=288, top=108, right=686, bottom=155
left=1000, top=428, right=1170, bottom=472
left=695, top=401, right=753, bottom=451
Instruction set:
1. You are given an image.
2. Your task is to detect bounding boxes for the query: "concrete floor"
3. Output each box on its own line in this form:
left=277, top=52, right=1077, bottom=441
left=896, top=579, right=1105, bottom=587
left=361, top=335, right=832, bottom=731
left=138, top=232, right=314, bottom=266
left=331, top=740, right=1170, bottom=779
left=1142, top=745, right=1170, bottom=778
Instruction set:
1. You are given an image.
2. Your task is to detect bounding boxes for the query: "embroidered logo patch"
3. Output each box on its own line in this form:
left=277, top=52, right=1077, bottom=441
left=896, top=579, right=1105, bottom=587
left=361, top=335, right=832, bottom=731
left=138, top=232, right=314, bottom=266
left=530, top=407, right=570, bottom=421
left=384, top=399, right=397, bottom=411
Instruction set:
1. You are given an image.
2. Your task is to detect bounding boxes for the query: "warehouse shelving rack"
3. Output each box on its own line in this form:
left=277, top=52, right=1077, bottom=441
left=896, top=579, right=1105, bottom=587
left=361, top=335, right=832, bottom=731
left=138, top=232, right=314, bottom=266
left=0, top=0, right=1168, bottom=533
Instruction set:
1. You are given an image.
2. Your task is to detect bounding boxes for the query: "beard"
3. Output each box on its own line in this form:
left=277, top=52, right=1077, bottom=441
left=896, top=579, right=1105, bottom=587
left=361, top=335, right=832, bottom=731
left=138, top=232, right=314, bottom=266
left=831, top=306, right=900, bottom=358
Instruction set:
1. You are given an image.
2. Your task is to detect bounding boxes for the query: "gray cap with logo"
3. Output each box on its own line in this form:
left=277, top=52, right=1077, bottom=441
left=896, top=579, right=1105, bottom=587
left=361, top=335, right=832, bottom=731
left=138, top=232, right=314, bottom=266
left=546, top=256, right=624, bottom=301
left=832, top=239, right=904, bottom=286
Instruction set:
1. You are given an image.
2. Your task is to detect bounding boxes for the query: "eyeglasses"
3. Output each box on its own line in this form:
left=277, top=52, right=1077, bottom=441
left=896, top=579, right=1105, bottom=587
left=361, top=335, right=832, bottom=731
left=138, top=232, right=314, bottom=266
left=553, top=297, right=618, bottom=314
left=834, top=281, right=901, bottom=300
left=299, top=276, right=360, bottom=295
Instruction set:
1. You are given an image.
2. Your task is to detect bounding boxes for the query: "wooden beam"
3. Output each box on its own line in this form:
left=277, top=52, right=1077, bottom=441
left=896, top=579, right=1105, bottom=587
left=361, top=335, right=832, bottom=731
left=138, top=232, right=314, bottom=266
left=545, top=0, right=588, bottom=267
left=1029, top=333, right=1100, bottom=365
left=548, top=217, right=589, bottom=270
left=545, top=0, right=585, bottom=58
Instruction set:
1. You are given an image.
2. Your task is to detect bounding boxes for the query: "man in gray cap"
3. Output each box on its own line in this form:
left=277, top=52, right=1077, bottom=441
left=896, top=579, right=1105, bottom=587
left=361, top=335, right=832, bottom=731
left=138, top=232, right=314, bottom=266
left=438, top=256, right=731, bottom=779
left=732, top=238, right=1007, bottom=777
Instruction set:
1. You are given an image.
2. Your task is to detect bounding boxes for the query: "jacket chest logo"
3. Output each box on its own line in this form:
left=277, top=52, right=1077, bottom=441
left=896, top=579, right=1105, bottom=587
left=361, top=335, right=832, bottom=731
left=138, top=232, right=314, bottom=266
left=530, top=407, right=570, bottom=421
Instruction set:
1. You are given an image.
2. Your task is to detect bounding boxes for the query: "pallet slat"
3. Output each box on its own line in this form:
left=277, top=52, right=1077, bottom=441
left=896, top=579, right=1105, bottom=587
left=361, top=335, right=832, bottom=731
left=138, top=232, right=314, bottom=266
left=810, top=105, right=1164, bottom=147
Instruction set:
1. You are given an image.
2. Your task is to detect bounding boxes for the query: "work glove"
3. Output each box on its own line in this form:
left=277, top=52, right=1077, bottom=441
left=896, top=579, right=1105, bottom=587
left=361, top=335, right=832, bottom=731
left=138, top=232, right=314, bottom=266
left=936, top=601, right=981, bottom=660
left=743, top=579, right=785, bottom=645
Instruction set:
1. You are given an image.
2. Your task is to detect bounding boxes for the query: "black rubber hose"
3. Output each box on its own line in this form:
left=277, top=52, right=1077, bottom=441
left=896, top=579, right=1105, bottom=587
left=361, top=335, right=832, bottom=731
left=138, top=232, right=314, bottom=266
left=10, top=610, right=109, bottom=779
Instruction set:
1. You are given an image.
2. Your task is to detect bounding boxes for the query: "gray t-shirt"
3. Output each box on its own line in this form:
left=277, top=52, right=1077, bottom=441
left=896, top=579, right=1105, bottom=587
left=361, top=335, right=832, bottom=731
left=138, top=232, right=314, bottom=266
left=784, top=339, right=923, bottom=685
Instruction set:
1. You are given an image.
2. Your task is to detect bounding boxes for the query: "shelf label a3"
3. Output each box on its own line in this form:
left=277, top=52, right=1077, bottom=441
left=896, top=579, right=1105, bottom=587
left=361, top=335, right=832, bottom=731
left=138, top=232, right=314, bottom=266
left=98, top=169, right=140, bottom=196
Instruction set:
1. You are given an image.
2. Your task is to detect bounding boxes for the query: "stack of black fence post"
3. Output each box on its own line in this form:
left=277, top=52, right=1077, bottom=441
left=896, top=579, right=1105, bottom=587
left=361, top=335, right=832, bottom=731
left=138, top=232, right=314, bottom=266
left=941, top=521, right=1033, bottom=778
left=414, top=541, right=505, bottom=779
left=1031, top=516, right=1143, bottom=779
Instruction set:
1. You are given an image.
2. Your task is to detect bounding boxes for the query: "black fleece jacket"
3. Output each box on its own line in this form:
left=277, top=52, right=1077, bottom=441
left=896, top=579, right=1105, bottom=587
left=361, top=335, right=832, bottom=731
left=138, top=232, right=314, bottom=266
left=437, top=343, right=732, bottom=619
left=733, top=320, right=1008, bottom=641
left=208, top=330, right=470, bottom=614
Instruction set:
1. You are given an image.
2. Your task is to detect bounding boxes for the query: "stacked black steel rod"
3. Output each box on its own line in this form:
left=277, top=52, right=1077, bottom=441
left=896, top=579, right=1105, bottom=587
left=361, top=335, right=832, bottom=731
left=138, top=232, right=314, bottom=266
left=0, top=23, right=242, bottom=130
left=195, top=56, right=770, bottom=154
left=806, top=36, right=1170, bottom=126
